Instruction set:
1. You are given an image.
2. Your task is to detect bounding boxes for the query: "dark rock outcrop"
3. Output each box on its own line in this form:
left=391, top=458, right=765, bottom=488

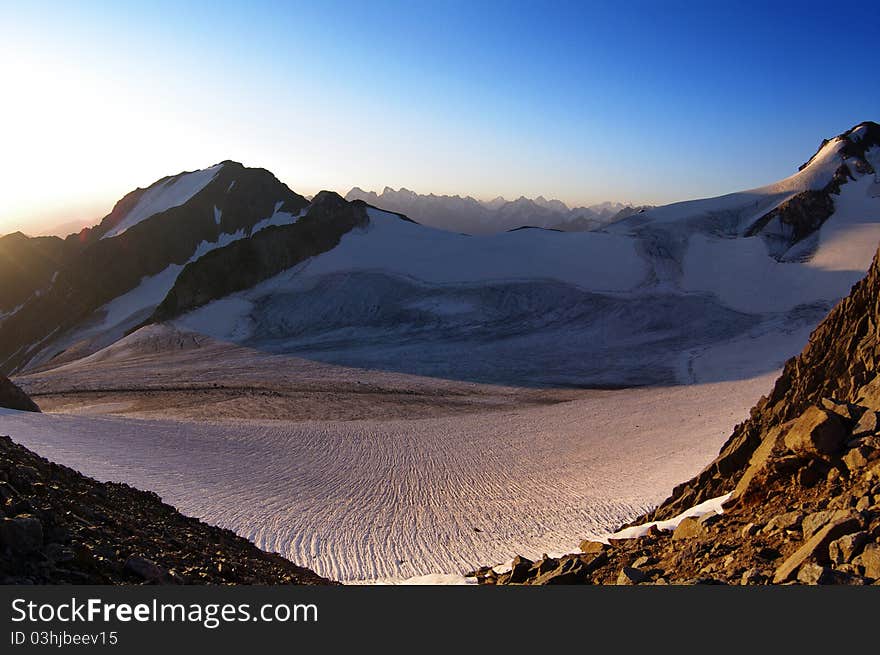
left=0, top=232, right=73, bottom=316
left=151, top=192, right=371, bottom=321
left=0, top=375, right=39, bottom=412
left=0, top=436, right=334, bottom=585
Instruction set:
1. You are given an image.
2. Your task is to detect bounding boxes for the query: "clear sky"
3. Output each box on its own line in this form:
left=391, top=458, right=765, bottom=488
left=1, top=0, right=877, bottom=235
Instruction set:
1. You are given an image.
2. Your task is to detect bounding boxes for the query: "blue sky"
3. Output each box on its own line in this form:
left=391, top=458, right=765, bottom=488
left=1, top=0, right=877, bottom=233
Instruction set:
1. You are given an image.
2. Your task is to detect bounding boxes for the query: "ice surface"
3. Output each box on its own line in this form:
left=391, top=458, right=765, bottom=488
left=0, top=371, right=772, bottom=582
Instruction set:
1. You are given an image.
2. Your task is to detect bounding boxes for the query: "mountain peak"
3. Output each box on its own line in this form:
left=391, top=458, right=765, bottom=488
left=798, top=120, right=880, bottom=172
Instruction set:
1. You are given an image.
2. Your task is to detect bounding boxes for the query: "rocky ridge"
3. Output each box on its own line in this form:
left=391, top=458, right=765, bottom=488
left=151, top=191, right=371, bottom=321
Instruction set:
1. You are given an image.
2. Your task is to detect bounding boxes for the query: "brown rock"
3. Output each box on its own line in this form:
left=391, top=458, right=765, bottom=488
left=851, top=543, right=880, bottom=580
left=797, top=462, right=824, bottom=488
left=803, top=509, right=853, bottom=540
left=866, top=460, right=880, bottom=483
left=579, top=540, right=608, bottom=555
left=852, top=410, right=880, bottom=438
left=731, top=424, right=787, bottom=499
left=632, top=555, right=658, bottom=569
left=783, top=406, right=849, bottom=457
left=844, top=447, right=871, bottom=473
left=672, top=517, right=708, bottom=540
left=533, top=555, right=601, bottom=585
left=819, top=398, right=862, bottom=421
left=740, top=568, right=766, bottom=585
left=741, top=522, right=760, bottom=538
left=773, top=513, right=862, bottom=583
left=829, top=531, right=867, bottom=565
left=507, top=555, right=534, bottom=584
left=763, top=511, right=804, bottom=534
left=797, top=562, right=830, bottom=585
left=616, top=566, right=648, bottom=585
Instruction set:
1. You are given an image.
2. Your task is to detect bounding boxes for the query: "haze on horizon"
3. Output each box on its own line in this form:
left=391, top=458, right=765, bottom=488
left=1, top=0, right=877, bottom=236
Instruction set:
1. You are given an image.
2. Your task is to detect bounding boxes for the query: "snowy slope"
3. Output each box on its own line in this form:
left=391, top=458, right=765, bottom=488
left=267, top=208, right=645, bottom=289
left=681, top=174, right=880, bottom=313
left=611, top=133, right=852, bottom=234
left=164, top=126, right=880, bottom=389
left=101, top=164, right=224, bottom=239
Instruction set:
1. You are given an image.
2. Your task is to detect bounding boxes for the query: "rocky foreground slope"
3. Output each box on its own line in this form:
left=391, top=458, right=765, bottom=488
left=473, top=244, right=880, bottom=585
left=0, top=380, right=333, bottom=584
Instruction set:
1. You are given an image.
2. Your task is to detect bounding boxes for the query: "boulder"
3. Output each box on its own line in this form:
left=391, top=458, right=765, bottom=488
left=731, top=424, right=787, bottom=500
left=672, top=517, right=708, bottom=540
left=851, top=543, right=880, bottom=580
left=507, top=555, right=534, bottom=584
left=632, top=555, right=658, bottom=569
left=741, top=523, right=760, bottom=538
left=616, top=566, right=648, bottom=585
left=740, top=568, right=766, bottom=585
left=819, top=398, right=862, bottom=421
left=852, top=410, right=880, bottom=438
left=578, top=540, right=608, bottom=555
left=535, top=558, right=558, bottom=576
left=843, top=447, right=871, bottom=473
left=123, top=556, right=167, bottom=582
left=796, top=562, right=830, bottom=585
left=533, top=556, right=601, bottom=585
left=829, top=531, right=867, bottom=565
left=0, top=514, right=43, bottom=552
left=783, top=406, right=849, bottom=457
left=763, top=511, right=804, bottom=534
left=803, top=509, right=853, bottom=541
left=773, top=513, right=862, bottom=583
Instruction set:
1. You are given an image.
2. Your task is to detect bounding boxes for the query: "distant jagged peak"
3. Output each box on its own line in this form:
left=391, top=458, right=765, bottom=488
left=342, top=185, right=640, bottom=234
left=344, top=185, right=639, bottom=216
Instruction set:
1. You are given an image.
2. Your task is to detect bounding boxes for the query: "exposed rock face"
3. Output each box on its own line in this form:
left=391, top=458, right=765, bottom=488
left=0, top=233, right=72, bottom=316
left=473, top=241, right=880, bottom=585
left=0, top=436, right=334, bottom=585
left=151, top=192, right=371, bottom=321
left=746, top=189, right=835, bottom=258
left=0, top=375, right=39, bottom=412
